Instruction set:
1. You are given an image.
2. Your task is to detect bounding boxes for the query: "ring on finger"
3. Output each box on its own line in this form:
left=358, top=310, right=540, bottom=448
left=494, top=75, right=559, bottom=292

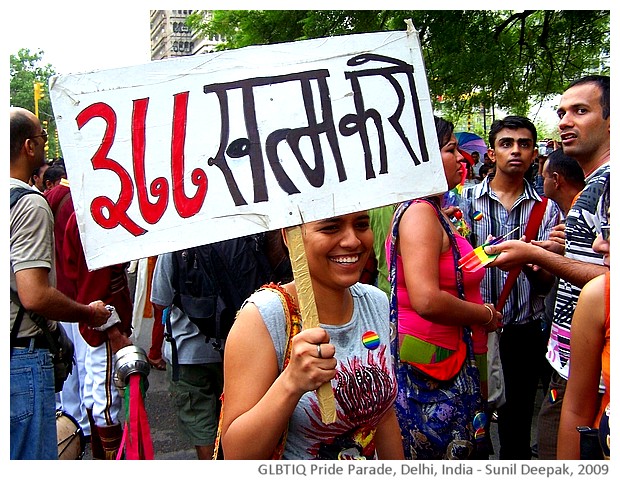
left=317, top=343, right=323, bottom=359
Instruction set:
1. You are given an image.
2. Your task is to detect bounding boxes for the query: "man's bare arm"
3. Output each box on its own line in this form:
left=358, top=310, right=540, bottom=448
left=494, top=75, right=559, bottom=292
left=14, top=267, right=110, bottom=327
left=485, top=240, right=608, bottom=289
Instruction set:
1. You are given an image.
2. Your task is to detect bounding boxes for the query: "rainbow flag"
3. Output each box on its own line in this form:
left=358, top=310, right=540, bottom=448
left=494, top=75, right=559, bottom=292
left=458, top=227, right=520, bottom=272
left=458, top=245, right=498, bottom=272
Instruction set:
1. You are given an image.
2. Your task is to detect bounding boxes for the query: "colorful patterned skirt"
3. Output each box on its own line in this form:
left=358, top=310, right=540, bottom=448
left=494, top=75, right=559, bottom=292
left=394, top=354, right=488, bottom=460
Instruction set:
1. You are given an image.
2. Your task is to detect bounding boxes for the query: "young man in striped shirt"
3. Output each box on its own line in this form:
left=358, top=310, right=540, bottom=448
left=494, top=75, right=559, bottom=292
left=462, top=116, right=560, bottom=459
left=482, top=75, right=610, bottom=459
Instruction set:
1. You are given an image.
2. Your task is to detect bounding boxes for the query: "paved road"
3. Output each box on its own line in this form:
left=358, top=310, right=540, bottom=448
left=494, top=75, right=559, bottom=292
left=80, top=315, right=543, bottom=460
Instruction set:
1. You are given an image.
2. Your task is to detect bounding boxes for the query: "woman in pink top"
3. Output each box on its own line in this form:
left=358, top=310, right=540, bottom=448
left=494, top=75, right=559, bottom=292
left=387, top=117, right=501, bottom=460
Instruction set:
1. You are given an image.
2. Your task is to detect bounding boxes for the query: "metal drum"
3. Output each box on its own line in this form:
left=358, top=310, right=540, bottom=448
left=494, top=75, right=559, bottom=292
left=56, top=410, right=85, bottom=459
left=113, top=344, right=150, bottom=389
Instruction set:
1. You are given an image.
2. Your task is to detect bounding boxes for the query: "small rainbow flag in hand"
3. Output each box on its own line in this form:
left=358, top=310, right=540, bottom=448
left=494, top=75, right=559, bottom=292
left=458, top=227, right=520, bottom=272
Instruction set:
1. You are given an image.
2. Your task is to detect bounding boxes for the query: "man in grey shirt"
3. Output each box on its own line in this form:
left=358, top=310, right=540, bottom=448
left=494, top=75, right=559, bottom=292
left=151, top=252, right=223, bottom=460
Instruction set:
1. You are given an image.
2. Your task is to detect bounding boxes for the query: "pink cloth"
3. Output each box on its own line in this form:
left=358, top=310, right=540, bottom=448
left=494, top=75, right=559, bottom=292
left=387, top=231, right=487, bottom=354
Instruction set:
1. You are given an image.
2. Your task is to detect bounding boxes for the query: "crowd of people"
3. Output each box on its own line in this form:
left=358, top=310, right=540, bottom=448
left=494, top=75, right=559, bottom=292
left=10, top=74, right=610, bottom=461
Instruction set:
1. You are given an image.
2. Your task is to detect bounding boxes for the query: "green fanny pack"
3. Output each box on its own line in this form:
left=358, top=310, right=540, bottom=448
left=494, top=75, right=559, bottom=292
left=399, top=333, right=465, bottom=381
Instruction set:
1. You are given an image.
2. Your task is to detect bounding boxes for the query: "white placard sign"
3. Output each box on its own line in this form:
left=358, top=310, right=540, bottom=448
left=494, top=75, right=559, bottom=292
left=50, top=30, right=446, bottom=271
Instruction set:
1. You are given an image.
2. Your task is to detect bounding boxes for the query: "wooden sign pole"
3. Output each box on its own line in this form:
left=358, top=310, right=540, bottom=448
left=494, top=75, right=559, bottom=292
left=285, top=225, right=337, bottom=424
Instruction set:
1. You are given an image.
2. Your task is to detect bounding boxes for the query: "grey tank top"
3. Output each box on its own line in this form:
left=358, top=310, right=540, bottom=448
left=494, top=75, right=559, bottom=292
left=246, top=283, right=397, bottom=459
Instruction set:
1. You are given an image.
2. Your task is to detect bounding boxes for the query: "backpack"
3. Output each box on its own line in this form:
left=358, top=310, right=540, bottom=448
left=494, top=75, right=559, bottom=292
left=10, top=186, right=43, bottom=208
left=10, top=185, right=75, bottom=392
left=171, top=232, right=292, bottom=353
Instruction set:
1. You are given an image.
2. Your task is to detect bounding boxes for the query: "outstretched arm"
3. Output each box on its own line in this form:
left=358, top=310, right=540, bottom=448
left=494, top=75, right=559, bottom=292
left=14, top=267, right=110, bottom=327
left=485, top=240, right=608, bottom=289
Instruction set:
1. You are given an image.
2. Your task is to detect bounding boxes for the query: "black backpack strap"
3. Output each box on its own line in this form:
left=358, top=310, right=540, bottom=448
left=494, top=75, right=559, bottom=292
left=162, top=307, right=180, bottom=382
left=170, top=250, right=182, bottom=310
left=9, top=288, right=59, bottom=355
left=10, top=187, right=46, bottom=357
left=10, top=186, right=43, bottom=209
left=192, top=246, right=226, bottom=358
left=10, top=302, right=26, bottom=358
left=170, top=248, right=198, bottom=313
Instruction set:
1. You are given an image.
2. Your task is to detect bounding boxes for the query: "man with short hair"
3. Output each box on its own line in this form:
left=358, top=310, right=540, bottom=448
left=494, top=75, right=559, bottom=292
left=10, top=107, right=111, bottom=459
left=483, top=75, right=610, bottom=459
left=470, top=150, right=481, bottom=176
left=462, top=115, right=560, bottom=459
left=542, top=150, right=586, bottom=219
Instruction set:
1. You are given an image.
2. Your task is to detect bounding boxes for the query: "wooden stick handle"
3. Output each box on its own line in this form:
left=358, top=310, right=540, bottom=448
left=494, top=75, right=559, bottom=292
left=285, top=225, right=337, bottom=424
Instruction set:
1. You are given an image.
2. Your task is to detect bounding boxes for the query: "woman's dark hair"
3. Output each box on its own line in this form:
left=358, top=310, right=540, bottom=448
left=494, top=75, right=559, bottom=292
left=434, top=116, right=455, bottom=149
left=43, top=163, right=67, bottom=186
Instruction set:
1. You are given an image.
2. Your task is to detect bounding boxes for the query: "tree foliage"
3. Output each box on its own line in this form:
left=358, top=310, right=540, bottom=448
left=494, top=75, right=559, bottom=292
left=187, top=10, right=609, bottom=133
left=10, top=48, right=61, bottom=158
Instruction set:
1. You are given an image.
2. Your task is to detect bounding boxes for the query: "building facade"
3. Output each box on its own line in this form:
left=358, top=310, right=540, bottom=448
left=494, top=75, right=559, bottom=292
left=150, top=10, right=222, bottom=61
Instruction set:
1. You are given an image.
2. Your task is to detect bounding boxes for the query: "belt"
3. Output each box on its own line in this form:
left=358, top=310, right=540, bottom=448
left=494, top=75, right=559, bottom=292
left=11, top=335, right=50, bottom=349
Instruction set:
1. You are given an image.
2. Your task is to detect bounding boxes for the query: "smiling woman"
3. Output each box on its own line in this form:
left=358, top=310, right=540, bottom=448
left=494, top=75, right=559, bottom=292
left=216, top=210, right=404, bottom=460
left=301, top=213, right=374, bottom=296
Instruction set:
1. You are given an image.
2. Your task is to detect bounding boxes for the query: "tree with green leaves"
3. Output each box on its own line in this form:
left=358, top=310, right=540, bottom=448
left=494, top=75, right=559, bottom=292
left=187, top=10, right=609, bottom=136
left=10, top=48, right=61, bottom=158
